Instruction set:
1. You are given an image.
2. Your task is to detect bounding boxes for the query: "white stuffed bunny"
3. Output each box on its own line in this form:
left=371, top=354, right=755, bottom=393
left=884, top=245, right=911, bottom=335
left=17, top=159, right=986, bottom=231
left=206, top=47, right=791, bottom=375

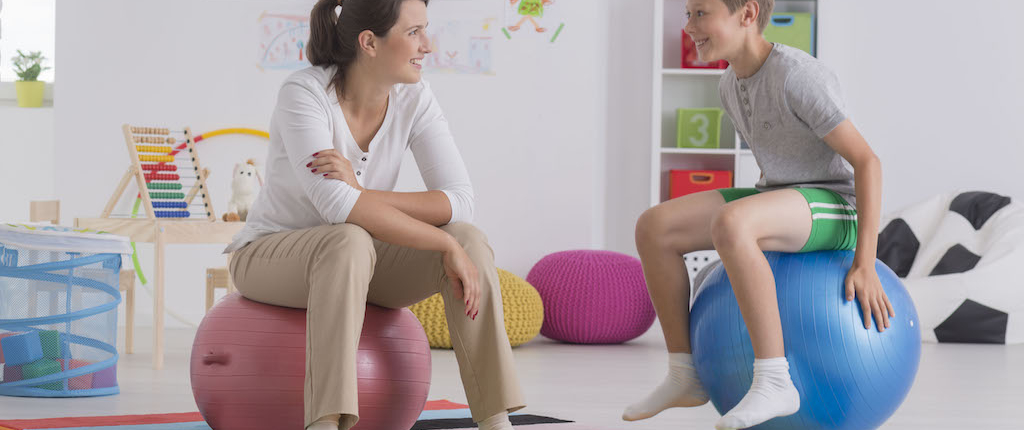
left=223, top=159, right=261, bottom=222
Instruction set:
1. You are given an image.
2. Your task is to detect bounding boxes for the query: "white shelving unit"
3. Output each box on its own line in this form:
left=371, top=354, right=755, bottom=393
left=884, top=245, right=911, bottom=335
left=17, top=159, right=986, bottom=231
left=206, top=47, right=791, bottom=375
left=651, top=0, right=752, bottom=207
left=650, top=0, right=818, bottom=281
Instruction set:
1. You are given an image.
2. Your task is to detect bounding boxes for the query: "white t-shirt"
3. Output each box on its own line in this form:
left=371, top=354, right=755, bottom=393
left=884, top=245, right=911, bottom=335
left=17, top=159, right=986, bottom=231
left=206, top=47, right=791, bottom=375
left=225, top=66, right=474, bottom=253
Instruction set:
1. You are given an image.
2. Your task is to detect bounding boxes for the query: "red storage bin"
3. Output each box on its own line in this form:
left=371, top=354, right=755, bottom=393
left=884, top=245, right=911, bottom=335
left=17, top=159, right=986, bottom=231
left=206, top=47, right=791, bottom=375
left=681, top=30, right=729, bottom=69
left=670, top=170, right=732, bottom=199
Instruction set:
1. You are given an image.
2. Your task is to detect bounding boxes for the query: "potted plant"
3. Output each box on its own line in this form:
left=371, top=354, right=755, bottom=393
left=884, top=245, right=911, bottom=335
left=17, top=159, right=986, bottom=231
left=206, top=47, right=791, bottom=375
left=12, top=50, right=50, bottom=107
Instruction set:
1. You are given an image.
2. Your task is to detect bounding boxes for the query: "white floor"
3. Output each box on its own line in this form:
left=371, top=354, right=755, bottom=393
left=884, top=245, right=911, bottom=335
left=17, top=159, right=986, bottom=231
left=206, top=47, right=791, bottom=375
left=1, top=325, right=1022, bottom=430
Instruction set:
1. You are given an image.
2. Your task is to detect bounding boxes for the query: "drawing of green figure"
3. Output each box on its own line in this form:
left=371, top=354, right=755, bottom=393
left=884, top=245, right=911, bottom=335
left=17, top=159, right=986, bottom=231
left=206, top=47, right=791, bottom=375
left=508, top=0, right=554, bottom=32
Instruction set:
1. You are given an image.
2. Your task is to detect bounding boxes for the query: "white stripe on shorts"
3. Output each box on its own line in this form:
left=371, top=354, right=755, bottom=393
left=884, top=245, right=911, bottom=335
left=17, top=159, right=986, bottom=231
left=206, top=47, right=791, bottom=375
left=809, top=202, right=855, bottom=211
left=812, top=213, right=858, bottom=221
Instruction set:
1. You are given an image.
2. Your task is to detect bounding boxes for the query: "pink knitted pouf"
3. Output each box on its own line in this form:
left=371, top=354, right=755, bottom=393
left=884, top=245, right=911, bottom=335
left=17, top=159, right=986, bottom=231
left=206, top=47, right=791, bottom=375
left=526, top=250, right=655, bottom=344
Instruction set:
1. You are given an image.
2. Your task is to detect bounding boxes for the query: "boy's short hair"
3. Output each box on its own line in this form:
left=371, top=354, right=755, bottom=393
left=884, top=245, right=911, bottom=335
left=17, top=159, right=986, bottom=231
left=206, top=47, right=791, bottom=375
left=721, top=0, right=774, bottom=33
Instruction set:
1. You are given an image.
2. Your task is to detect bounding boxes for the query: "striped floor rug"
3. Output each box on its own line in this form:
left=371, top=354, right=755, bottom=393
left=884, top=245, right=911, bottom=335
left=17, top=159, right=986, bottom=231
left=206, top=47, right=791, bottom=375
left=0, top=400, right=590, bottom=430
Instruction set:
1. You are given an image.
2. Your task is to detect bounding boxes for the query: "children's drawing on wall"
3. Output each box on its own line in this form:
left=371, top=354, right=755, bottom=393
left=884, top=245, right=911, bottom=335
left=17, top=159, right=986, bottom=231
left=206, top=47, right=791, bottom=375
left=502, top=0, right=565, bottom=43
left=258, top=12, right=311, bottom=71
left=423, top=17, right=497, bottom=75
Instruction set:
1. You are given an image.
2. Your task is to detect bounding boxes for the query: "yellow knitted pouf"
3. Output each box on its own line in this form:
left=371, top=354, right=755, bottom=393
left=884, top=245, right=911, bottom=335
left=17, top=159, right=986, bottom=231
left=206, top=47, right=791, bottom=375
left=409, top=268, right=544, bottom=348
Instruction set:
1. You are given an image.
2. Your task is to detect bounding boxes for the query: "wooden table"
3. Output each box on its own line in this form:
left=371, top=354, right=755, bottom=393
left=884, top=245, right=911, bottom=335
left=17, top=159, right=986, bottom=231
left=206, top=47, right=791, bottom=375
left=74, top=218, right=244, bottom=369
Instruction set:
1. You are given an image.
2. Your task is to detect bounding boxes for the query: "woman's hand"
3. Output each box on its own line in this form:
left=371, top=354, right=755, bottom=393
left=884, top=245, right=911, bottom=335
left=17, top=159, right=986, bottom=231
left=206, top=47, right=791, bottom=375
left=442, top=239, right=480, bottom=320
left=308, top=149, right=363, bottom=191
left=845, top=263, right=895, bottom=332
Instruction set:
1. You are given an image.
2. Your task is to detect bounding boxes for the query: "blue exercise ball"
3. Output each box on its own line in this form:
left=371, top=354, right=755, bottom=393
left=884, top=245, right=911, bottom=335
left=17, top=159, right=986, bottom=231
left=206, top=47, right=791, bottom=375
left=690, top=251, right=920, bottom=430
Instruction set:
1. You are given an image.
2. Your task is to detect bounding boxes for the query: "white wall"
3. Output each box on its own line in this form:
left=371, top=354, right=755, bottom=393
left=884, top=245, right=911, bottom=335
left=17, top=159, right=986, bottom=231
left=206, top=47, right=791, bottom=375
left=817, top=0, right=1024, bottom=210
left=602, top=1, right=653, bottom=256
left=0, top=104, right=54, bottom=221
left=50, top=0, right=609, bottom=329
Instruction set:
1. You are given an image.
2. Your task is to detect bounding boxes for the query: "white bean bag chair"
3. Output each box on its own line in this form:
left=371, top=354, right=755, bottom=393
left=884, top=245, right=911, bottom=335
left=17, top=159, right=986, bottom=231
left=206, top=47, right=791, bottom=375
left=877, top=191, right=1024, bottom=344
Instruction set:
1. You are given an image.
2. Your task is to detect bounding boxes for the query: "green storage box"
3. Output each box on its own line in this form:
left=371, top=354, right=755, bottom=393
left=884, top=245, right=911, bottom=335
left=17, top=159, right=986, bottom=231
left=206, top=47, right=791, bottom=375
left=676, top=108, right=724, bottom=149
left=763, top=13, right=815, bottom=56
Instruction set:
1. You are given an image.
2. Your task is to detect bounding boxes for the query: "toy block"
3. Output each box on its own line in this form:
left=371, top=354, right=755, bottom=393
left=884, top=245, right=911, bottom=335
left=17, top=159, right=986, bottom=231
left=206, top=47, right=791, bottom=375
left=0, top=332, right=43, bottom=366
left=23, top=358, right=62, bottom=390
left=39, top=330, right=71, bottom=359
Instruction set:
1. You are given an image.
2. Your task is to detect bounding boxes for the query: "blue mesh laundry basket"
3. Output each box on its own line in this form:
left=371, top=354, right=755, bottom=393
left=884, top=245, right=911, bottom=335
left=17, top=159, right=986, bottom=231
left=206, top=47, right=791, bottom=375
left=0, top=223, right=130, bottom=397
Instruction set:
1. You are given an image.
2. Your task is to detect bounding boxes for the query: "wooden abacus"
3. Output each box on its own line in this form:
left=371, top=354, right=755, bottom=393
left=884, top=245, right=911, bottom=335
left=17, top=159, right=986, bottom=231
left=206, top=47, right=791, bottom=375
left=102, top=124, right=215, bottom=221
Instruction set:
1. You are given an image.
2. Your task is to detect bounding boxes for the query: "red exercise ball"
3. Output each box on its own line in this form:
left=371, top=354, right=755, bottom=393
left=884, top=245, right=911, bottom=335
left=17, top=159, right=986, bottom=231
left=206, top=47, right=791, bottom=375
left=190, top=293, right=431, bottom=430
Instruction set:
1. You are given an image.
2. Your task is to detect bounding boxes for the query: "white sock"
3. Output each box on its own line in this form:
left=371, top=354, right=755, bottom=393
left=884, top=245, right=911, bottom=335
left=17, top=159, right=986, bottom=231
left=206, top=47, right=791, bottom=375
left=622, top=352, right=709, bottom=421
left=306, top=415, right=339, bottom=430
left=478, top=411, right=513, bottom=430
left=715, top=357, right=800, bottom=430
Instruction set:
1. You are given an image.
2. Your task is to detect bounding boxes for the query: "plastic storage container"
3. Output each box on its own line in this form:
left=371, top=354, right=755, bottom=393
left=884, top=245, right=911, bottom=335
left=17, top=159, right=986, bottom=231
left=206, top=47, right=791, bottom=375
left=763, top=13, right=815, bottom=56
left=676, top=108, right=724, bottom=149
left=0, top=224, right=131, bottom=397
left=670, top=170, right=733, bottom=199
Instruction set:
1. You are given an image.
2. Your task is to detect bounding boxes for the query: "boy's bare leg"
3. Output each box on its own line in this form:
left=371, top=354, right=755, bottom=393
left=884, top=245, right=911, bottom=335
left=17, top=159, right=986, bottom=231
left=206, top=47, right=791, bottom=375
left=636, top=190, right=724, bottom=353
left=623, top=190, right=725, bottom=421
left=710, top=189, right=811, bottom=430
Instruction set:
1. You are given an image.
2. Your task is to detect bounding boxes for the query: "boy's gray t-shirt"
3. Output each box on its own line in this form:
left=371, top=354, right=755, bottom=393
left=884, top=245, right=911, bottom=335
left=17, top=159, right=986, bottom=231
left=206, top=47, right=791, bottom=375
left=719, top=43, right=856, bottom=208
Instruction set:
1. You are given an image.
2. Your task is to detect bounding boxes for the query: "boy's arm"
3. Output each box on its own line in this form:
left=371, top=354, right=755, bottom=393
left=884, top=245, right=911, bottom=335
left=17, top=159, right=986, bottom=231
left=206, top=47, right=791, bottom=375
left=823, top=119, right=895, bottom=330
left=822, top=119, right=880, bottom=267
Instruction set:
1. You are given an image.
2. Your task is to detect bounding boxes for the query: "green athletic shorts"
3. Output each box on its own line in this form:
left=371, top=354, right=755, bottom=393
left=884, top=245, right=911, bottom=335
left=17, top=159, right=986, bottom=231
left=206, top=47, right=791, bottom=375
left=717, top=187, right=858, bottom=252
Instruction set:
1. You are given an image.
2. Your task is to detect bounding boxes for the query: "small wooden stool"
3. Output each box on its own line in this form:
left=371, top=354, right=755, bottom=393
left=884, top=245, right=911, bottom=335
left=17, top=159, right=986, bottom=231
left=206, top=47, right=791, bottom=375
left=205, top=267, right=236, bottom=312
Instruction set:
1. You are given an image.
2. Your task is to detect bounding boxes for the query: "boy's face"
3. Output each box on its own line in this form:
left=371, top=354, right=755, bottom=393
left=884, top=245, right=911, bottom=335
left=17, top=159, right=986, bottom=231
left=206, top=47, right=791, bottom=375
left=683, top=0, right=743, bottom=63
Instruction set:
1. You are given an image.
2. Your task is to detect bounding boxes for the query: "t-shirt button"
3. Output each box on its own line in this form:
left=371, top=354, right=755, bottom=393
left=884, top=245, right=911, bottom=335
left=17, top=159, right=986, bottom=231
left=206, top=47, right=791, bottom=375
left=743, top=98, right=749, bottom=105
left=740, top=85, right=746, bottom=92
left=356, top=171, right=361, bottom=176
left=763, top=122, right=771, bottom=130
left=361, top=157, right=367, bottom=161
left=746, top=110, right=752, bottom=117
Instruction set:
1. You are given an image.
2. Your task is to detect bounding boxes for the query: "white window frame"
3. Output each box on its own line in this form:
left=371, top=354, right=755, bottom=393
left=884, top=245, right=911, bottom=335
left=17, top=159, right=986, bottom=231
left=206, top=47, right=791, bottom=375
left=0, top=0, right=56, bottom=103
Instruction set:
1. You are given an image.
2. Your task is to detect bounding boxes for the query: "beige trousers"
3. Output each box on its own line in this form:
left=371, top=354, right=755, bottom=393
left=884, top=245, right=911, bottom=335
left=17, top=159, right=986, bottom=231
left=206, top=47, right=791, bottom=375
left=229, top=222, right=525, bottom=429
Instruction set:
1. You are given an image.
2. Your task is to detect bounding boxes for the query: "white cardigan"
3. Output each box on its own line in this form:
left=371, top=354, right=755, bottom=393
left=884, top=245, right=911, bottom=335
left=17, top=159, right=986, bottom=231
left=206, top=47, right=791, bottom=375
left=225, top=66, right=474, bottom=253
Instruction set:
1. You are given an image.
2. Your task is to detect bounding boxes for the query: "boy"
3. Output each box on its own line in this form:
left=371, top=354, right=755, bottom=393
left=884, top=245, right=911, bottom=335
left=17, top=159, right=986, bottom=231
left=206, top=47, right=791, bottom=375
left=623, top=0, right=894, bottom=429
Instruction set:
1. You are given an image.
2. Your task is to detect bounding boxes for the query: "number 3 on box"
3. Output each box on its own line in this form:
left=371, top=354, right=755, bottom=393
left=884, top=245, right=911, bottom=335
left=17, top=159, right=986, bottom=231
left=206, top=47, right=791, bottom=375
left=689, top=113, right=710, bottom=147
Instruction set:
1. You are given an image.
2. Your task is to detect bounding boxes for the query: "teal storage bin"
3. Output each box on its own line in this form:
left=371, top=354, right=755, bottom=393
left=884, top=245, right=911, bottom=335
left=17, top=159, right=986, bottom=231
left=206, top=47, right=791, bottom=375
left=763, top=13, right=815, bottom=56
left=676, top=108, right=723, bottom=149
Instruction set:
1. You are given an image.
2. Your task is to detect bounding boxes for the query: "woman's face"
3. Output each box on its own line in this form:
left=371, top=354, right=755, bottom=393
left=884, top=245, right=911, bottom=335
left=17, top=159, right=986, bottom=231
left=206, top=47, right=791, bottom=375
left=376, top=0, right=431, bottom=84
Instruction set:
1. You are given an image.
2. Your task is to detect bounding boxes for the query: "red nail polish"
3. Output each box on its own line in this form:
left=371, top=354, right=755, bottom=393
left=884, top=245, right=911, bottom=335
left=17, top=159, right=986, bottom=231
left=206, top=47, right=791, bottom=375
left=312, top=152, right=319, bottom=156
left=306, top=162, right=311, bottom=167
left=323, top=173, right=328, bottom=177
left=311, top=168, right=317, bottom=172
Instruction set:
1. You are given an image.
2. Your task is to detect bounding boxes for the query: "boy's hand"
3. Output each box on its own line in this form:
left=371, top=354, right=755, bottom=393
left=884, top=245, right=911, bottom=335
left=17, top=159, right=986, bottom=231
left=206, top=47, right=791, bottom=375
left=845, top=264, right=895, bottom=332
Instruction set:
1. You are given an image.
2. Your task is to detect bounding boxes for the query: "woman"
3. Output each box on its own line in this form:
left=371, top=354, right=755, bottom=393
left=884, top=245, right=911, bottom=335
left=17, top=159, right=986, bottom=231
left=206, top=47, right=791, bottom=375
left=224, top=0, right=525, bottom=429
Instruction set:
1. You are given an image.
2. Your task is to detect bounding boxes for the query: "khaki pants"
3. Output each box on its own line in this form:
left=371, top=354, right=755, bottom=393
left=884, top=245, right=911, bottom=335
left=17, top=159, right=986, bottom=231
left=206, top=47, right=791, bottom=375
left=229, top=222, right=525, bottom=429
